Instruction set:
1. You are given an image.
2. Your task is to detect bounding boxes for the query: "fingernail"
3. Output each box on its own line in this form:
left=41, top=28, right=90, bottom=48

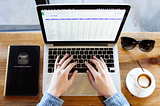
left=75, top=70, right=78, bottom=73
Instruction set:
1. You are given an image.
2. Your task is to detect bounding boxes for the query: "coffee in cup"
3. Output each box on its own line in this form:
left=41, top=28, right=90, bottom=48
left=137, top=74, right=151, bottom=88
left=130, top=72, right=153, bottom=90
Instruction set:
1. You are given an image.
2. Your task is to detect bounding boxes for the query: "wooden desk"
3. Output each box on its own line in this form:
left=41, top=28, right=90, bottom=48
left=0, top=32, right=160, bottom=106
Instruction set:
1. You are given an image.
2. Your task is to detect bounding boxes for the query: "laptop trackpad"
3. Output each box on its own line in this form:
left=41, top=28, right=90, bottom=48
left=68, top=74, right=95, bottom=95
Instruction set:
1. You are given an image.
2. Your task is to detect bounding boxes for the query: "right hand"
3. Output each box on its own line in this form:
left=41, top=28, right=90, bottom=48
left=85, top=56, right=117, bottom=99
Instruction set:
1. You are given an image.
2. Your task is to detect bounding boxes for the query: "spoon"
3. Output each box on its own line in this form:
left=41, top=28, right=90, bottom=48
left=136, top=60, right=145, bottom=72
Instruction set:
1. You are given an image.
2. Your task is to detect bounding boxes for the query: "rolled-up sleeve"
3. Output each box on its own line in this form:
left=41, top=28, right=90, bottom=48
left=37, top=92, right=64, bottom=106
left=103, top=91, right=130, bottom=106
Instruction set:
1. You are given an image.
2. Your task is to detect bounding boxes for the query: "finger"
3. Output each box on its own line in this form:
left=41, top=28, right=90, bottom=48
left=85, top=61, right=98, bottom=78
left=89, top=59, right=103, bottom=73
left=59, top=53, right=68, bottom=65
left=100, top=57, right=108, bottom=70
left=61, top=55, right=74, bottom=69
left=54, top=56, right=60, bottom=70
left=64, top=61, right=77, bottom=73
left=100, top=57, right=109, bottom=74
left=93, top=56, right=105, bottom=69
left=87, top=70, right=95, bottom=86
left=68, top=70, right=78, bottom=85
left=93, top=56, right=104, bottom=69
left=97, top=57, right=107, bottom=70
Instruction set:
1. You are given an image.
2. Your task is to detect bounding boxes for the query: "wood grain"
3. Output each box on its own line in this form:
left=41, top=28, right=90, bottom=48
left=0, top=32, right=160, bottom=106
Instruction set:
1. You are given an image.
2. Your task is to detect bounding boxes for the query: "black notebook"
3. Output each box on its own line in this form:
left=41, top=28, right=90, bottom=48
left=4, top=46, right=40, bottom=96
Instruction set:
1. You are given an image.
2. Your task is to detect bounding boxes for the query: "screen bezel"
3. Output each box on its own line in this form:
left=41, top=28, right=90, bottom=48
left=37, top=4, right=130, bottom=44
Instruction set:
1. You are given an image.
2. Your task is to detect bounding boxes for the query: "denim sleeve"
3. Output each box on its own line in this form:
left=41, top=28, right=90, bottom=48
left=103, top=91, right=130, bottom=106
left=37, top=92, right=64, bottom=106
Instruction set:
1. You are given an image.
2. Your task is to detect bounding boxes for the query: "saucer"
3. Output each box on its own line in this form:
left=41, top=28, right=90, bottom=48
left=126, top=68, right=156, bottom=98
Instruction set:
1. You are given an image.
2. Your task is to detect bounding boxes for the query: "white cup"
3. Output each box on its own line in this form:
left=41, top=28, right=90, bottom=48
left=130, top=71, right=154, bottom=91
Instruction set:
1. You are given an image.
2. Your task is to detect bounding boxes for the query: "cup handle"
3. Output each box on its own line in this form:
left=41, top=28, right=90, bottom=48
left=129, top=74, right=138, bottom=87
left=130, top=74, right=136, bottom=80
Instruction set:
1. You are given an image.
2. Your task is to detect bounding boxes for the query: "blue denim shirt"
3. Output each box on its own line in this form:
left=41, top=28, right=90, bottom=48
left=103, top=91, right=130, bottom=106
left=37, top=91, right=129, bottom=106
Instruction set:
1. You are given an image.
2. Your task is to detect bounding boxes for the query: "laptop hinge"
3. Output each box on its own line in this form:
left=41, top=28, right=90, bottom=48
left=53, top=43, right=109, bottom=46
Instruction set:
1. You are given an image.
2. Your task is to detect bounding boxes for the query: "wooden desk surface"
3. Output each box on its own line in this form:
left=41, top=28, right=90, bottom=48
left=0, top=32, right=160, bottom=106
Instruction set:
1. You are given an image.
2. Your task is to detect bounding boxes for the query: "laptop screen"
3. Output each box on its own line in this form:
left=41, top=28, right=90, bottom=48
left=37, top=4, right=130, bottom=44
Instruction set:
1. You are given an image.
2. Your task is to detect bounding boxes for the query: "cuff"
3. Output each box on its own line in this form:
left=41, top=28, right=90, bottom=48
left=38, top=92, right=64, bottom=106
left=103, top=91, right=130, bottom=106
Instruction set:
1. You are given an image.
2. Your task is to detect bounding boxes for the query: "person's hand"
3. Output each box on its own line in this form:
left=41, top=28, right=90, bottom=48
left=47, top=53, right=77, bottom=97
left=85, top=56, right=117, bottom=99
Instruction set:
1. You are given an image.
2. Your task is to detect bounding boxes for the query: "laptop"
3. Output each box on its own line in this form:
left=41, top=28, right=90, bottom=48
left=37, top=4, right=130, bottom=96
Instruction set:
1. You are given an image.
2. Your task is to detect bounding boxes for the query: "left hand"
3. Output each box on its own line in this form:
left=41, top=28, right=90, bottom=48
left=47, top=53, right=77, bottom=97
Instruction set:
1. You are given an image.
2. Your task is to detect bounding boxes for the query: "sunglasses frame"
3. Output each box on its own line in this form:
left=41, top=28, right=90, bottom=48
left=121, top=37, right=155, bottom=52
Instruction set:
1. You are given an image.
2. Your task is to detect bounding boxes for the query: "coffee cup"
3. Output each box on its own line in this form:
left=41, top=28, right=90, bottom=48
left=130, top=71, right=154, bottom=90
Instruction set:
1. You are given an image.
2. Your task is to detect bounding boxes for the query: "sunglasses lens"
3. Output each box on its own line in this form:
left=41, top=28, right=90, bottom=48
left=121, top=37, right=137, bottom=50
left=139, top=40, right=155, bottom=52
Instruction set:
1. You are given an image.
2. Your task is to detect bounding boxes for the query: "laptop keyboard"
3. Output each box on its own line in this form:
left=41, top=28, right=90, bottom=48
left=48, top=47, right=115, bottom=73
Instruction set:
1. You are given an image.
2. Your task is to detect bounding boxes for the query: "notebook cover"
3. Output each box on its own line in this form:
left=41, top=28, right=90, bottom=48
left=4, top=46, right=40, bottom=96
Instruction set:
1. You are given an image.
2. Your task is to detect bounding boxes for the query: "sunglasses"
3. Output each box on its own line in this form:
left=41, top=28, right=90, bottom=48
left=121, top=37, right=155, bottom=52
